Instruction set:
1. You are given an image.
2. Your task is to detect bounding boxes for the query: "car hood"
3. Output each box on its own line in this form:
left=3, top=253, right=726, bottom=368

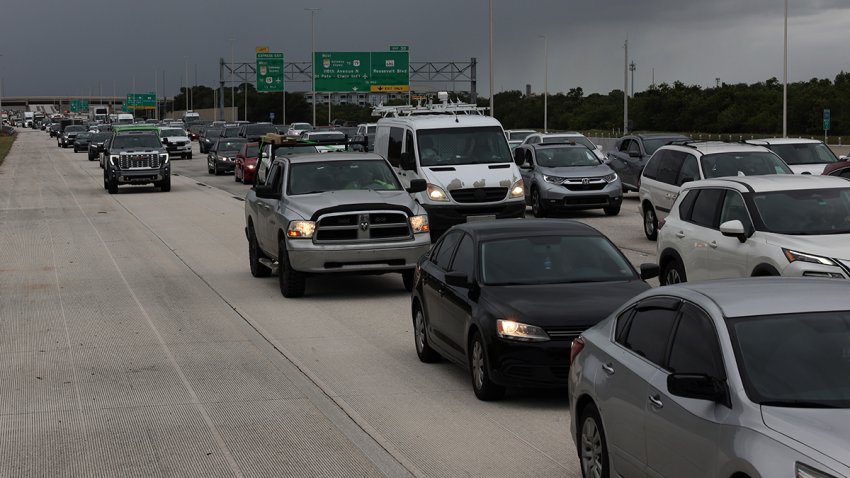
left=762, top=233, right=850, bottom=260
left=538, top=164, right=614, bottom=178
left=789, top=164, right=830, bottom=175
left=762, top=407, right=850, bottom=468
left=424, top=164, right=519, bottom=190
left=478, top=280, right=650, bottom=328
left=287, top=189, right=421, bottom=220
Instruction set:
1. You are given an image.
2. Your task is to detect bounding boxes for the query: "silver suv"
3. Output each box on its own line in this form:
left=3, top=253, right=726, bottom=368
left=639, top=141, right=791, bottom=240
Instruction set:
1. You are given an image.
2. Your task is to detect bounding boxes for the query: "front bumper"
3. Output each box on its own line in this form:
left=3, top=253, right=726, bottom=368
left=537, top=181, right=622, bottom=210
left=215, top=157, right=236, bottom=172
left=423, top=201, right=526, bottom=237
left=287, top=234, right=431, bottom=273
left=485, top=333, right=577, bottom=387
left=112, top=165, right=170, bottom=185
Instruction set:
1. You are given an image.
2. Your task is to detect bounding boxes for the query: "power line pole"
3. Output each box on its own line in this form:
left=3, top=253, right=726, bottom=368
left=306, top=8, right=320, bottom=126
left=623, top=39, right=628, bottom=134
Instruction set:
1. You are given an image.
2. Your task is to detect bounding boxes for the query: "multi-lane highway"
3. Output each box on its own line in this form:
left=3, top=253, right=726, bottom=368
left=1, top=129, right=658, bottom=477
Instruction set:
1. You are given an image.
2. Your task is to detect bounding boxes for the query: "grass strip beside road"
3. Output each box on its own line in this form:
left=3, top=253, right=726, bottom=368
left=0, top=134, right=15, bottom=168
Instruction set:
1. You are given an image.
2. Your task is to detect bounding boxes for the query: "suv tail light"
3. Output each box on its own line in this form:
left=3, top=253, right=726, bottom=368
left=569, top=336, right=586, bottom=366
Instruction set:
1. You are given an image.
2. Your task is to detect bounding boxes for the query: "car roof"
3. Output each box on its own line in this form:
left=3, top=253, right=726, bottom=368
left=281, top=152, right=385, bottom=163
left=446, top=218, right=602, bottom=241
left=680, top=174, right=850, bottom=193
left=377, top=114, right=502, bottom=129
left=662, top=141, right=773, bottom=155
left=664, top=277, right=850, bottom=318
left=635, top=133, right=689, bottom=139
left=746, top=137, right=824, bottom=145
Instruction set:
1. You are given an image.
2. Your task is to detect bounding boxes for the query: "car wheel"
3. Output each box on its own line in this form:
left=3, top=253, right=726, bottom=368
left=248, top=225, right=272, bottom=278
left=469, top=331, right=505, bottom=401
left=278, top=237, right=306, bottom=298
left=208, top=161, right=214, bottom=174
left=643, top=204, right=658, bottom=241
left=603, top=204, right=621, bottom=216
left=158, top=174, right=171, bottom=192
left=400, top=269, right=416, bottom=291
left=187, top=153, right=192, bottom=159
left=413, top=306, right=441, bottom=363
left=531, top=188, right=548, bottom=218
left=214, top=163, right=222, bottom=176
left=107, top=172, right=118, bottom=195
left=660, top=257, right=687, bottom=285
left=579, top=403, right=610, bottom=478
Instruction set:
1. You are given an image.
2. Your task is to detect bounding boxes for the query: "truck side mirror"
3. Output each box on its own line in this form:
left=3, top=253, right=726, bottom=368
left=407, top=179, right=427, bottom=194
left=255, top=184, right=281, bottom=200
left=400, top=152, right=416, bottom=171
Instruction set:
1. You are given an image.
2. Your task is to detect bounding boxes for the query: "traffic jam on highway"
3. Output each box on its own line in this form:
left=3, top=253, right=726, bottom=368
left=16, top=95, right=850, bottom=478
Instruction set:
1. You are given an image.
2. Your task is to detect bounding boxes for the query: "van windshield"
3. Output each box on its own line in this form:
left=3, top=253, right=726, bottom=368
left=417, top=126, right=512, bottom=166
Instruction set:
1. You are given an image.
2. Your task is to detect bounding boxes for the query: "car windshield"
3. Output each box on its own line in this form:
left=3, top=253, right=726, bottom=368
left=92, top=133, right=111, bottom=141
left=223, top=127, right=240, bottom=136
left=417, top=126, right=512, bottom=167
left=274, top=145, right=320, bottom=158
left=112, top=134, right=162, bottom=149
left=751, top=187, right=850, bottom=235
left=289, top=160, right=401, bottom=194
left=245, top=124, right=276, bottom=135
left=245, top=145, right=259, bottom=157
left=480, top=235, right=636, bottom=285
left=701, top=152, right=793, bottom=178
left=729, top=311, right=850, bottom=408
left=509, top=131, right=534, bottom=141
left=65, top=126, right=85, bottom=133
left=536, top=147, right=601, bottom=167
left=160, top=129, right=186, bottom=137
left=216, top=140, right=246, bottom=151
left=644, top=138, right=687, bottom=155
left=768, top=143, right=838, bottom=165
left=204, top=128, right=223, bottom=138
left=291, top=123, right=313, bottom=131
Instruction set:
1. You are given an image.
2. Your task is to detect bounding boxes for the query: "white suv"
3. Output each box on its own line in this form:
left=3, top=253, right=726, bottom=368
left=745, top=137, right=842, bottom=175
left=521, top=132, right=606, bottom=161
left=657, top=175, right=850, bottom=285
left=639, top=141, right=792, bottom=240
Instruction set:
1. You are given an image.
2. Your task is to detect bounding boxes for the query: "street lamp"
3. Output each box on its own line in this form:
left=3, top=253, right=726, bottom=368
left=230, top=37, right=235, bottom=122
left=539, top=35, right=547, bottom=133
left=629, top=61, right=636, bottom=98
left=0, top=54, right=4, bottom=120
left=306, top=8, right=320, bottom=127
left=489, top=0, right=494, bottom=117
left=783, top=0, right=788, bottom=137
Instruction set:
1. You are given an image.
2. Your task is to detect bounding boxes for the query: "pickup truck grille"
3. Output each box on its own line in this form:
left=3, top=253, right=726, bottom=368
left=315, top=211, right=411, bottom=242
left=119, top=154, right=161, bottom=169
left=450, top=187, right=508, bottom=203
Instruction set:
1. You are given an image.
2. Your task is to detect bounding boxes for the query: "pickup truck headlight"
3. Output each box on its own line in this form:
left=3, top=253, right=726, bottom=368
left=287, top=220, right=316, bottom=238
left=496, top=319, right=550, bottom=342
left=603, top=172, right=618, bottom=183
left=409, top=215, right=429, bottom=234
left=796, top=462, right=838, bottom=478
left=160, top=153, right=169, bottom=163
left=426, top=184, right=449, bottom=202
left=509, top=179, right=524, bottom=198
left=544, top=174, right=566, bottom=184
left=109, top=155, right=119, bottom=166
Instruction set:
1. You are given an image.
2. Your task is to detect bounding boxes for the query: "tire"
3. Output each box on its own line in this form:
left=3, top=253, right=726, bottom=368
left=107, top=172, right=118, bottom=195
left=402, top=270, right=415, bottom=292
left=73, top=146, right=79, bottom=153
left=603, top=204, right=621, bottom=216
left=158, top=174, right=171, bottom=192
left=208, top=161, right=214, bottom=174
left=531, top=188, right=548, bottom=218
left=660, top=257, right=686, bottom=285
left=413, top=306, right=441, bottom=363
left=248, top=225, right=272, bottom=278
left=187, top=153, right=192, bottom=159
left=469, top=331, right=505, bottom=401
left=278, top=237, right=306, bottom=298
left=643, top=204, right=658, bottom=241
left=578, top=403, right=610, bottom=478
left=214, top=162, right=221, bottom=176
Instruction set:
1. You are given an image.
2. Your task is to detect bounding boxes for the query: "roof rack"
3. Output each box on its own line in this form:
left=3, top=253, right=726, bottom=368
left=372, top=91, right=489, bottom=118
left=666, top=140, right=730, bottom=149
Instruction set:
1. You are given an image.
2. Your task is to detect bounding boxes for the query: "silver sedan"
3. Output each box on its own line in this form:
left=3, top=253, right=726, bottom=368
left=568, top=277, right=850, bottom=478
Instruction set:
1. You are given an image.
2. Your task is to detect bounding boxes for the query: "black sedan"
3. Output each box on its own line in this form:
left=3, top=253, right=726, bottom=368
left=87, top=132, right=112, bottom=161
left=207, top=138, right=247, bottom=175
left=411, top=219, right=658, bottom=400
left=73, top=132, right=93, bottom=152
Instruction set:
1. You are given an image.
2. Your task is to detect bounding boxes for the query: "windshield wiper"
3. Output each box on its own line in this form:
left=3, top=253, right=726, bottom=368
left=760, top=400, right=840, bottom=408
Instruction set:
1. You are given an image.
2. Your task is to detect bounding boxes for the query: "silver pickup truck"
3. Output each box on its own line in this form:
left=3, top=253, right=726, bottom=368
left=244, top=151, right=430, bottom=298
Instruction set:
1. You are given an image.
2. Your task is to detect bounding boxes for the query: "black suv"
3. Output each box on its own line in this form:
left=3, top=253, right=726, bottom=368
left=103, top=129, right=171, bottom=194
left=237, top=122, right=277, bottom=141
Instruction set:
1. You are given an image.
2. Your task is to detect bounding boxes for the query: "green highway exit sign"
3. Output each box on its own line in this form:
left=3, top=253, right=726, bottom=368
left=314, top=50, right=409, bottom=93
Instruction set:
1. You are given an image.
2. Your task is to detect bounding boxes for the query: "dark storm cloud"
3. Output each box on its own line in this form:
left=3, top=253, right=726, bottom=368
left=1, top=0, right=849, bottom=97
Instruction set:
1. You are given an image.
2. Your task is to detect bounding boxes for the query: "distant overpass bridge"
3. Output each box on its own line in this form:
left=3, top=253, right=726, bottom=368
left=1, top=96, right=125, bottom=113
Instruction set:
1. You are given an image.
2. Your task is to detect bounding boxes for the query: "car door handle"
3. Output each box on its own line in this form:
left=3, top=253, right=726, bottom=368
left=709, top=241, right=718, bottom=248
left=675, top=231, right=685, bottom=238
left=648, top=394, right=664, bottom=409
left=602, top=363, right=615, bottom=376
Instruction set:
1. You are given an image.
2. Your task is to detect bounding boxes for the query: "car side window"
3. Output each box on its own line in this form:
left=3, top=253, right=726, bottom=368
left=387, top=127, right=404, bottom=167
left=668, top=304, right=725, bottom=378
left=433, top=231, right=463, bottom=271
left=677, top=189, right=699, bottom=220
left=265, top=163, right=281, bottom=192
left=656, top=150, right=686, bottom=185
left=628, top=140, right=642, bottom=155
left=618, top=139, right=630, bottom=153
left=689, top=188, right=725, bottom=228
left=450, top=234, right=475, bottom=277
left=642, top=151, right=663, bottom=179
left=614, top=306, right=637, bottom=345
left=719, top=190, right=753, bottom=229
left=623, top=304, right=680, bottom=367
left=677, top=154, right=699, bottom=185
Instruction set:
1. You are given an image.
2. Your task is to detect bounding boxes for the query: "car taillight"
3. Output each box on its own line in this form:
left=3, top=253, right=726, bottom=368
left=569, top=336, right=586, bottom=366
left=657, top=218, right=666, bottom=230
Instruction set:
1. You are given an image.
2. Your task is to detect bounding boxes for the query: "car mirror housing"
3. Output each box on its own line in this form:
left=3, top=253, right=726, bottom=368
left=639, top=263, right=660, bottom=280
left=407, top=179, right=427, bottom=194
left=719, top=220, right=748, bottom=243
left=445, top=271, right=471, bottom=288
left=667, top=373, right=731, bottom=408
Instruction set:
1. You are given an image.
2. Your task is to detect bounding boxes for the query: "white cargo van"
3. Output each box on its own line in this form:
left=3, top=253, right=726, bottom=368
left=373, top=93, right=525, bottom=238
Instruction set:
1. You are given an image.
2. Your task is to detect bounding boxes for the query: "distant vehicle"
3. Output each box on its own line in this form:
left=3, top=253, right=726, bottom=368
left=237, top=122, right=277, bottom=142
left=183, top=111, right=201, bottom=123
left=569, top=278, right=850, bottom=478
left=158, top=127, right=192, bottom=159
left=286, top=122, right=314, bottom=136
left=413, top=219, right=657, bottom=400
left=199, top=127, right=223, bottom=154
left=234, top=142, right=259, bottom=184
left=23, top=111, right=34, bottom=128
left=220, top=125, right=240, bottom=138
left=58, top=125, right=86, bottom=148
left=746, top=137, right=840, bottom=175
left=87, top=132, right=111, bottom=161
left=115, top=113, right=134, bottom=125
left=514, top=143, right=622, bottom=217
left=639, top=141, right=791, bottom=240
left=504, top=129, right=536, bottom=142
left=521, top=132, right=606, bottom=162
left=657, top=175, right=850, bottom=284
left=207, top=137, right=247, bottom=175
left=352, top=123, right=377, bottom=152
left=606, top=133, right=691, bottom=192
left=73, top=132, right=93, bottom=152
left=299, top=131, right=348, bottom=152
left=92, top=106, right=109, bottom=123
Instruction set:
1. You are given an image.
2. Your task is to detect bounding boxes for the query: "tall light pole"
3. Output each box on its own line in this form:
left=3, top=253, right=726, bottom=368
left=629, top=61, right=636, bottom=98
left=488, top=0, right=494, bottom=117
left=623, top=39, right=629, bottom=134
left=783, top=0, right=788, bottom=137
left=306, top=8, right=320, bottom=126
left=230, top=37, right=235, bottom=122
left=185, top=57, right=189, bottom=114
left=0, top=54, right=4, bottom=119
left=539, top=35, right=548, bottom=133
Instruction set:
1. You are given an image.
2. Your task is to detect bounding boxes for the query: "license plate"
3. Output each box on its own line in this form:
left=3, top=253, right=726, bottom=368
left=466, top=214, right=496, bottom=223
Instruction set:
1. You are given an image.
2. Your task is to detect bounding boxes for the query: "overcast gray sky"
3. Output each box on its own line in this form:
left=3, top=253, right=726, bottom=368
left=2, top=0, right=849, bottom=98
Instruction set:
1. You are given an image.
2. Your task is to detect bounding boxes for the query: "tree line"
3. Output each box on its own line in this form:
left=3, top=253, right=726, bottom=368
left=172, top=72, right=850, bottom=136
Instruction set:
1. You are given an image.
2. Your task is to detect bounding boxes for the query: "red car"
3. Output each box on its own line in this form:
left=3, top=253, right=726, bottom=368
left=822, top=159, right=850, bottom=178
left=235, top=142, right=260, bottom=184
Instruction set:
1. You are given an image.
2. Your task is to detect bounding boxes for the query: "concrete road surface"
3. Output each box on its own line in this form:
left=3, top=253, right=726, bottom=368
left=1, top=129, right=661, bottom=477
